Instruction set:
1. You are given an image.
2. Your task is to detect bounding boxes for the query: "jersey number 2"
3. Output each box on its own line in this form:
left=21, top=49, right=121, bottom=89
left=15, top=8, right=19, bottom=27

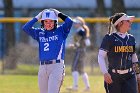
left=44, top=43, right=49, bottom=51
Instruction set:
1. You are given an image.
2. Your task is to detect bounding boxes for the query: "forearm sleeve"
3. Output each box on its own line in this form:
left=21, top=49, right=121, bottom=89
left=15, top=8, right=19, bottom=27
left=58, top=13, right=68, bottom=21
left=98, top=49, right=108, bottom=74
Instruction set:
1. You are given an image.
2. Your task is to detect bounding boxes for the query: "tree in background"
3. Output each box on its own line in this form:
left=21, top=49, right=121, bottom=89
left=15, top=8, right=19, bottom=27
left=88, top=0, right=107, bottom=74
left=20, top=8, right=29, bottom=43
left=94, top=0, right=107, bottom=47
left=3, top=0, right=17, bottom=69
left=89, top=0, right=106, bottom=49
left=112, top=0, right=126, bottom=14
left=96, top=0, right=106, bottom=17
left=3, top=0, right=15, bottom=49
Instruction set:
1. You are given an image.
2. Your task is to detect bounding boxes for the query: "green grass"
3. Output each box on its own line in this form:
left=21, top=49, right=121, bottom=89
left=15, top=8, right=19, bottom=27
left=0, top=75, right=39, bottom=93
left=0, top=74, right=105, bottom=93
left=0, top=63, right=102, bottom=75
left=4, top=64, right=39, bottom=75
left=0, top=62, right=105, bottom=93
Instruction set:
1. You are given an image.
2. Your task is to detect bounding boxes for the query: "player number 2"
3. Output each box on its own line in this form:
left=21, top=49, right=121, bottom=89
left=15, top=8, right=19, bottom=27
left=44, top=43, right=49, bottom=51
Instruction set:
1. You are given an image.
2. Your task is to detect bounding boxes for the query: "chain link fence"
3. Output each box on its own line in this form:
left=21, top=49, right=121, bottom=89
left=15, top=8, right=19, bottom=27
left=0, top=18, right=140, bottom=75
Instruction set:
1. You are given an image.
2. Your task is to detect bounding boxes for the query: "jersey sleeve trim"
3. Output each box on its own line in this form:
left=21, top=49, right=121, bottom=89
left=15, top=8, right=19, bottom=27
left=99, top=48, right=109, bottom=52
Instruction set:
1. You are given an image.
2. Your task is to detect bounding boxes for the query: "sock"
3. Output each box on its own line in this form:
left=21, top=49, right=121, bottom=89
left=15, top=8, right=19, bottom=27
left=82, top=73, right=90, bottom=88
left=72, top=71, right=79, bottom=87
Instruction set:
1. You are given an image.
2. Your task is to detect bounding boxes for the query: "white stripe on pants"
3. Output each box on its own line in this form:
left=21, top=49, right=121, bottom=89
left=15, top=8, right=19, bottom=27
left=38, top=62, right=65, bottom=93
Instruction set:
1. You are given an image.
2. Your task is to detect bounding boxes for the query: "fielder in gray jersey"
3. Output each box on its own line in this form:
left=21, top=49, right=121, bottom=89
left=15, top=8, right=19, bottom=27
left=67, top=16, right=91, bottom=91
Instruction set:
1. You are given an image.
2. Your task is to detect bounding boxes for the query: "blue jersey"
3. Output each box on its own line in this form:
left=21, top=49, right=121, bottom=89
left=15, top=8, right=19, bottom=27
left=100, top=33, right=136, bottom=69
left=23, top=17, right=73, bottom=61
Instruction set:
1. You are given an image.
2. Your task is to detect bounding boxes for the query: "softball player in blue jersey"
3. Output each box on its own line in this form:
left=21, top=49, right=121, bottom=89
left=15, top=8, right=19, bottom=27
left=22, top=9, right=73, bottom=93
left=67, top=17, right=90, bottom=91
left=98, top=13, right=140, bottom=93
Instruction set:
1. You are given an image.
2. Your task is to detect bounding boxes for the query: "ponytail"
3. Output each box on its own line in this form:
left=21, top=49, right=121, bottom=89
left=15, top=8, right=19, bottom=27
left=108, top=16, right=113, bottom=34
left=108, top=13, right=125, bottom=34
left=74, top=16, right=91, bottom=46
left=74, top=16, right=90, bottom=38
left=82, top=24, right=90, bottom=38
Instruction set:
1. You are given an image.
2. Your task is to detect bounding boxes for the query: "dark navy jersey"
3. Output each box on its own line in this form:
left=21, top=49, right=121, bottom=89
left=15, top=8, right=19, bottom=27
left=77, top=30, right=86, bottom=37
left=74, top=28, right=86, bottom=48
left=100, top=33, right=136, bottom=69
left=23, top=17, right=73, bottom=61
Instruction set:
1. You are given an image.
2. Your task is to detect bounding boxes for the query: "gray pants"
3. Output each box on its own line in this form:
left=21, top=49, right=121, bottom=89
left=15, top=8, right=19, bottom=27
left=38, top=61, right=65, bottom=93
left=72, top=48, right=86, bottom=74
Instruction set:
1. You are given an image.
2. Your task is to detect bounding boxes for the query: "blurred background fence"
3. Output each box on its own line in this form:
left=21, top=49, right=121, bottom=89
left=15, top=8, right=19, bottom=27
left=0, top=0, right=140, bottom=75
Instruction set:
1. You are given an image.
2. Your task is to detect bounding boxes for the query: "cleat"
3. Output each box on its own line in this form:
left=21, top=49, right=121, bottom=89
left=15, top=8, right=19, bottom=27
left=83, top=87, right=90, bottom=92
left=66, top=86, right=78, bottom=91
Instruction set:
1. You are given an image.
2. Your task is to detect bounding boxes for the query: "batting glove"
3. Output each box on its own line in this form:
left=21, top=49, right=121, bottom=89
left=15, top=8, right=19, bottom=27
left=49, top=8, right=61, bottom=16
left=35, top=11, right=43, bottom=20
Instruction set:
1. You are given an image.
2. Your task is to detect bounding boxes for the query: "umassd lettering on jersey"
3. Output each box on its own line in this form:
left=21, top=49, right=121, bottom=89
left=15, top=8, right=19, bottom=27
left=114, top=46, right=133, bottom=52
left=39, top=35, right=58, bottom=42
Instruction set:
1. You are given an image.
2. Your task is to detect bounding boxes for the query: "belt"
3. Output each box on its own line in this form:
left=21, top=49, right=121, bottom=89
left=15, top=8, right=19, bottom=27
left=111, top=68, right=132, bottom=74
left=40, top=60, right=61, bottom=65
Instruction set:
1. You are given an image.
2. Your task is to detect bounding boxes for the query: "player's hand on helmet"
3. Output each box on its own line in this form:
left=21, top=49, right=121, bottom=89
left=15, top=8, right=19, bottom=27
left=35, top=9, right=47, bottom=20
left=35, top=11, right=43, bottom=20
left=104, top=73, right=113, bottom=84
left=49, top=8, right=60, bottom=16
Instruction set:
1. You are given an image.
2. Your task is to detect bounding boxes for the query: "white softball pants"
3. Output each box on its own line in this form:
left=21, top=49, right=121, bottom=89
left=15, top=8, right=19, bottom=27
left=38, top=62, right=65, bottom=93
